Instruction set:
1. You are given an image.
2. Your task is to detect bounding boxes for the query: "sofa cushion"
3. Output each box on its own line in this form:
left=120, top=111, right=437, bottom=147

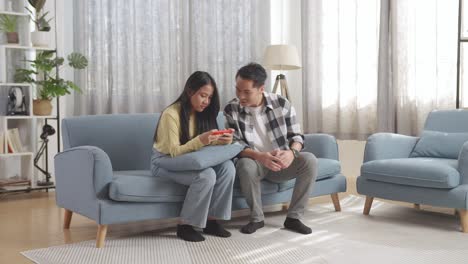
left=361, top=158, right=460, bottom=189
left=109, top=171, right=187, bottom=202
left=278, top=158, right=341, bottom=191
left=410, top=130, right=468, bottom=159
left=154, top=143, right=244, bottom=171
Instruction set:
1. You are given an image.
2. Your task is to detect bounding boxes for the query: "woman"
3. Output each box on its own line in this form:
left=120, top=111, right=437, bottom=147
left=151, top=71, right=235, bottom=242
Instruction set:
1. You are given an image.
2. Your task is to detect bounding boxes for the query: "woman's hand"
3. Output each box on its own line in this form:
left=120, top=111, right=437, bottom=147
left=199, top=130, right=221, bottom=145
left=216, top=128, right=234, bottom=145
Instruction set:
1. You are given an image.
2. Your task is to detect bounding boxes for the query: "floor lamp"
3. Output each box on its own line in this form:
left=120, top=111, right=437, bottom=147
left=263, top=45, right=301, bottom=102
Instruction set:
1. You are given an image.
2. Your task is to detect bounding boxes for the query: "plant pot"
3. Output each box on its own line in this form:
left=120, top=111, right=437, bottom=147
left=33, top=99, right=52, bottom=116
left=31, top=31, right=49, bottom=47
left=6, top=32, right=18, bottom=44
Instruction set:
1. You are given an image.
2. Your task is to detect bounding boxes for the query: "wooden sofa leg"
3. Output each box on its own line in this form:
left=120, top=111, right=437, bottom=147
left=363, top=196, right=374, bottom=215
left=331, top=193, right=341, bottom=212
left=459, top=209, right=468, bottom=233
left=96, top=225, right=108, bottom=248
left=414, top=204, right=421, bottom=210
left=63, top=209, right=73, bottom=229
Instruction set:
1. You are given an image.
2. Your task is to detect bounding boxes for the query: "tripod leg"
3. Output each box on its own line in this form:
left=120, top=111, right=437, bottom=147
left=280, top=78, right=291, bottom=102
left=272, top=78, right=280, bottom=94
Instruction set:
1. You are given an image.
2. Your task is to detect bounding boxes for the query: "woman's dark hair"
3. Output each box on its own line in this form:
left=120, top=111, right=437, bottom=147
left=154, top=71, right=220, bottom=145
left=235, top=62, right=267, bottom=88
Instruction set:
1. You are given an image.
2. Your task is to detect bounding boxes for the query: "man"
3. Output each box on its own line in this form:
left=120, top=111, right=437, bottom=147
left=224, top=63, right=318, bottom=235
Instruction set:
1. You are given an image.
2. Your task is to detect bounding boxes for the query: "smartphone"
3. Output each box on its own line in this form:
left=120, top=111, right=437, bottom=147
left=211, top=129, right=233, bottom=135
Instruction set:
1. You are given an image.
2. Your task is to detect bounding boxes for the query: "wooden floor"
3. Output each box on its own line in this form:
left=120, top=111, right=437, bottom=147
left=0, top=185, right=354, bottom=263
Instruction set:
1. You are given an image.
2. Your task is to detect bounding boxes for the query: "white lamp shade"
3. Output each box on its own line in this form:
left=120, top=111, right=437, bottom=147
left=263, top=44, right=301, bottom=70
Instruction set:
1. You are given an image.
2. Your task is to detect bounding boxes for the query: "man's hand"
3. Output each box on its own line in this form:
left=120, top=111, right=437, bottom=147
left=271, top=149, right=295, bottom=169
left=256, top=152, right=283, bottom=171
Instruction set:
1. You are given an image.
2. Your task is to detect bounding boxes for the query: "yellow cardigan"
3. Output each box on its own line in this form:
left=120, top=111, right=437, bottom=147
left=153, top=103, right=205, bottom=157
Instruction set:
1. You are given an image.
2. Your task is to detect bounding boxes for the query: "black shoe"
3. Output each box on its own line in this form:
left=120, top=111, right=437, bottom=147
left=203, top=220, right=231, bottom=237
left=240, top=221, right=265, bottom=234
left=283, top=217, right=312, bottom=234
left=176, top=224, right=205, bottom=242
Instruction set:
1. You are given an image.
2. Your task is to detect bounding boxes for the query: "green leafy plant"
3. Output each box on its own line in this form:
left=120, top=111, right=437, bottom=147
left=0, top=15, right=18, bottom=33
left=14, top=50, right=88, bottom=100
left=26, top=7, right=52, bottom=31
left=27, top=0, right=51, bottom=31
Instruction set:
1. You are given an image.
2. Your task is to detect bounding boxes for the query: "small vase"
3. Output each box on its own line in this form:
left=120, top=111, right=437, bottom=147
left=6, top=32, right=18, bottom=44
left=33, top=99, right=52, bottom=116
left=31, top=31, right=49, bottom=47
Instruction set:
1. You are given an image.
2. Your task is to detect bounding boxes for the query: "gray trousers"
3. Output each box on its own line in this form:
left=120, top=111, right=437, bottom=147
left=151, top=152, right=235, bottom=228
left=236, top=152, right=318, bottom=222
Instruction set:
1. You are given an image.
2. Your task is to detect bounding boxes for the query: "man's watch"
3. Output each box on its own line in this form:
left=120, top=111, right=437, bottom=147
left=291, top=148, right=300, bottom=159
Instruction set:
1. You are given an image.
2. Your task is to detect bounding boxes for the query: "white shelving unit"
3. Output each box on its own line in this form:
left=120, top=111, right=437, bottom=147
left=0, top=0, right=57, bottom=193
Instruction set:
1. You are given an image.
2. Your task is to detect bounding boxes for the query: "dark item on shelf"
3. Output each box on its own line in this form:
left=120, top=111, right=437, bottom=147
left=7, top=87, right=28, bottom=116
left=35, top=124, right=55, bottom=186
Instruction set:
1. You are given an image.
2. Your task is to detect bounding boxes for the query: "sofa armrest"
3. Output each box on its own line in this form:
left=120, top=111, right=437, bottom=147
left=303, top=134, right=339, bottom=160
left=364, top=133, right=419, bottom=162
left=458, top=141, right=468, bottom=185
left=54, top=146, right=114, bottom=221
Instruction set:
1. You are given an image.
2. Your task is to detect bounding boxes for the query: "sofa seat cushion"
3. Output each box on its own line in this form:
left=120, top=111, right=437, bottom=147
left=361, top=158, right=460, bottom=189
left=278, top=158, right=341, bottom=192
left=109, top=170, right=188, bottom=202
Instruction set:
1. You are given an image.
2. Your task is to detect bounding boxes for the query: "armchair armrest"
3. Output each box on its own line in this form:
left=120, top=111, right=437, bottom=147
left=54, top=146, right=114, bottom=221
left=458, top=141, right=468, bottom=185
left=303, top=134, right=339, bottom=160
left=364, top=133, right=419, bottom=162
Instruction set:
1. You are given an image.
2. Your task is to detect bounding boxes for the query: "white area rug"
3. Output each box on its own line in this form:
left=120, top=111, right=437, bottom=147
left=22, top=196, right=468, bottom=264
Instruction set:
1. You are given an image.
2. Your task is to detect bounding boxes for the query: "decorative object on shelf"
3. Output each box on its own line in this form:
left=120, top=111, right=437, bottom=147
left=27, top=0, right=52, bottom=47
left=0, top=14, right=18, bottom=43
left=263, top=44, right=301, bottom=102
left=35, top=123, right=54, bottom=186
left=7, top=86, right=28, bottom=115
left=14, top=50, right=88, bottom=115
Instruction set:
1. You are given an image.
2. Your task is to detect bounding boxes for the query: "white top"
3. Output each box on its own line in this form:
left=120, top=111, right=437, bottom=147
left=246, top=105, right=274, bottom=152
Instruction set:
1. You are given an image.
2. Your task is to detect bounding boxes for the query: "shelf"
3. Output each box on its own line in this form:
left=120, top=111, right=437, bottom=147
left=3, top=115, right=57, bottom=119
left=0, top=83, right=30, bottom=87
left=0, top=184, right=55, bottom=193
left=0, top=11, right=29, bottom=17
left=1, top=44, right=55, bottom=51
left=0, top=152, right=34, bottom=157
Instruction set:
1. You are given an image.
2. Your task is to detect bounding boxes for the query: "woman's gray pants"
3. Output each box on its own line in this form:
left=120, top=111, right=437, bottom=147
left=151, top=151, right=235, bottom=228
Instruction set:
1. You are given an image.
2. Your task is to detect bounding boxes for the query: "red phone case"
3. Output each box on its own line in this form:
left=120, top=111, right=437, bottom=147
left=211, top=129, right=233, bottom=135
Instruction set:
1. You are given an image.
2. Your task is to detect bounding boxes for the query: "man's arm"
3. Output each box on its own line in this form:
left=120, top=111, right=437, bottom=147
left=283, top=99, right=304, bottom=150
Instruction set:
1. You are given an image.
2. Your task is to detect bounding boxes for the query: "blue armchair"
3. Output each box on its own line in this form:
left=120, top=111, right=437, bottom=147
left=357, top=110, right=468, bottom=232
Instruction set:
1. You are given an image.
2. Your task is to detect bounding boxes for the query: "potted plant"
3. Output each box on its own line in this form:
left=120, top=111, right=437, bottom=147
left=27, top=0, right=51, bottom=47
left=0, top=14, right=18, bottom=43
left=14, top=50, right=88, bottom=115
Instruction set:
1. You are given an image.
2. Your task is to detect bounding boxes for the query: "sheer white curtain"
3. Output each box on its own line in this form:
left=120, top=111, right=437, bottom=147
left=302, top=0, right=380, bottom=140
left=72, top=0, right=269, bottom=115
left=388, top=0, right=458, bottom=135
left=302, top=0, right=457, bottom=139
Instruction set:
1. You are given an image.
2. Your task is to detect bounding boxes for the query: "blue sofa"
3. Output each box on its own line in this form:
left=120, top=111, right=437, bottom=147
left=55, top=113, right=347, bottom=247
left=357, top=110, right=468, bottom=232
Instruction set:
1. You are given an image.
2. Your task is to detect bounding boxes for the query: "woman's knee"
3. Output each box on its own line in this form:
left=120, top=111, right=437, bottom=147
left=216, top=160, right=236, bottom=182
left=198, top=168, right=217, bottom=186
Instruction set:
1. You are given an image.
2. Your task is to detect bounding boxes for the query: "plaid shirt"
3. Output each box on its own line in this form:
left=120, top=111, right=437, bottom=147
left=224, top=92, right=304, bottom=151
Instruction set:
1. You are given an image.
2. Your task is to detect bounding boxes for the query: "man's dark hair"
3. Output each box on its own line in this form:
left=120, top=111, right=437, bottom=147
left=235, top=62, right=267, bottom=88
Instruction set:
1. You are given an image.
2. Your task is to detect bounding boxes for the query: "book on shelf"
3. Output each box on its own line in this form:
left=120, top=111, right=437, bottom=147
left=0, top=177, right=31, bottom=187
left=5, top=128, right=24, bottom=153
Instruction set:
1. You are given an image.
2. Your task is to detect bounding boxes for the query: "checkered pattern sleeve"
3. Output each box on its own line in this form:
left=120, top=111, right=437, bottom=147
left=223, top=102, right=250, bottom=149
left=283, top=98, right=304, bottom=148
